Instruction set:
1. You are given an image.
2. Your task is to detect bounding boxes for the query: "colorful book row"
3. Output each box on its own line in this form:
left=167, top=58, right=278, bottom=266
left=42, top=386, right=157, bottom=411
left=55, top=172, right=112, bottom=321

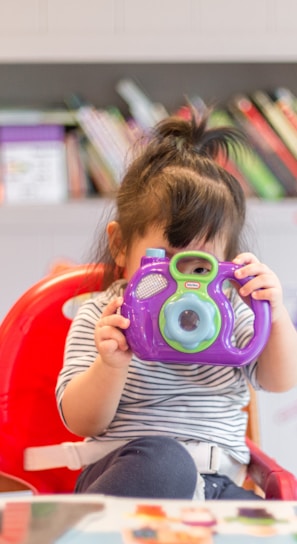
left=0, top=82, right=297, bottom=203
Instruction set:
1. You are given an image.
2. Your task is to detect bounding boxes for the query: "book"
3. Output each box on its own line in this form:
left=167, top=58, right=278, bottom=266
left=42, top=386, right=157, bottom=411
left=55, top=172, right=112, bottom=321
left=251, top=89, right=297, bottom=160
left=176, top=100, right=256, bottom=198
left=0, top=106, right=75, bottom=127
left=65, top=130, right=89, bottom=199
left=82, top=139, right=119, bottom=196
left=65, top=95, right=135, bottom=194
left=116, top=78, right=168, bottom=130
left=209, top=110, right=285, bottom=200
left=216, top=149, right=258, bottom=198
left=272, top=87, right=297, bottom=131
left=0, top=124, right=68, bottom=204
left=65, top=95, right=118, bottom=189
left=227, top=94, right=297, bottom=196
left=93, top=106, right=134, bottom=177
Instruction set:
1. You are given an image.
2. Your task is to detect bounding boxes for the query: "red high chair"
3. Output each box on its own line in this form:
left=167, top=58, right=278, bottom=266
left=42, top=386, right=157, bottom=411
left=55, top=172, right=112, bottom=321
left=0, top=264, right=296, bottom=498
left=0, top=264, right=103, bottom=494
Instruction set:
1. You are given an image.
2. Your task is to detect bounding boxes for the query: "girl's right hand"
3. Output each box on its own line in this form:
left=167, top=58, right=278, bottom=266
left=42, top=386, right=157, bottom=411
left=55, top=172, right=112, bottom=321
left=95, top=296, right=132, bottom=369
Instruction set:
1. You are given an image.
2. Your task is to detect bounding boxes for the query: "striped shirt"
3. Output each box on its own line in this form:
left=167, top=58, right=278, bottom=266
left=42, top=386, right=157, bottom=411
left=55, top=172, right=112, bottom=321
left=56, top=280, right=260, bottom=465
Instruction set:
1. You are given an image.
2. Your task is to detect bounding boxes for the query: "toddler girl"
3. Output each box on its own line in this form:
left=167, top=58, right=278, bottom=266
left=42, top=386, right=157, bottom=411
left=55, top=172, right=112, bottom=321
left=56, top=109, right=297, bottom=500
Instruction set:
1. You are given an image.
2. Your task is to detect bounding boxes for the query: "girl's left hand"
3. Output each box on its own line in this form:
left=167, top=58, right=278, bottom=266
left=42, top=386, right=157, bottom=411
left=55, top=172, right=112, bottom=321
left=233, top=252, right=283, bottom=322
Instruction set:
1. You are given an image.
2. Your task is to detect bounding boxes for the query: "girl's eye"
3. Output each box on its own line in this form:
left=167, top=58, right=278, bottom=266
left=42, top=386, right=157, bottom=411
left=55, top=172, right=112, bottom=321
left=194, top=267, right=209, bottom=275
left=176, top=257, right=212, bottom=275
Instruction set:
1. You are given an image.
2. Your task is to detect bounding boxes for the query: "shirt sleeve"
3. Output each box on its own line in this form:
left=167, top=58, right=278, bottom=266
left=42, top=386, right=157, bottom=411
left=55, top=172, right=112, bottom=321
left=55, top=279, right=127, bottom=417
left=55, top=296, right=103, bottom=422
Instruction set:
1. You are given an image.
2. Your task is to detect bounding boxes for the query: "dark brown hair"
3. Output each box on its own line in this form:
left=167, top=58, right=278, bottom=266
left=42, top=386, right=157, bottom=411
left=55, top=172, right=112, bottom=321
left=97, top=108, right=247, bottom=287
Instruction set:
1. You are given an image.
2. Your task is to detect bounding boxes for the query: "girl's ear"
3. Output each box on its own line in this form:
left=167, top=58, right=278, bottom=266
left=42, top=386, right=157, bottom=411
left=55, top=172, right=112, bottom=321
left=107, top=221, right=127, bottom=268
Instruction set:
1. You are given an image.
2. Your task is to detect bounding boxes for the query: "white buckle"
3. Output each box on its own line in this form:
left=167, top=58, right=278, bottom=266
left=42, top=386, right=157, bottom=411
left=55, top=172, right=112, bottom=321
left=209, top=444, right=221, bottom=472
left=61, top=442, right=83, bottom=470
left=24, top=442, right=84, bottom=471
left=182, top=442, right=222, bottom=473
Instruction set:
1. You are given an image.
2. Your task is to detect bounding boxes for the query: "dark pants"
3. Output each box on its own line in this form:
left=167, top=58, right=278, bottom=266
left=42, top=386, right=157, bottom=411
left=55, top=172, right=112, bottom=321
left=75, top=436, right=262, bottom=500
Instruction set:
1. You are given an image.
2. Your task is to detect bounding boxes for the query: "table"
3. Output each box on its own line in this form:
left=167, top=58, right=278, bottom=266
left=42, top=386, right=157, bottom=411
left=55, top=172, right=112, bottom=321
left=0, top=494, right=297, bottom=543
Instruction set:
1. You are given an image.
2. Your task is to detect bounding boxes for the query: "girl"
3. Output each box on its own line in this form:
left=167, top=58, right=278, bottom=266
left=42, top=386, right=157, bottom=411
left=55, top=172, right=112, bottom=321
left=56, top=109, right=297, bottom=500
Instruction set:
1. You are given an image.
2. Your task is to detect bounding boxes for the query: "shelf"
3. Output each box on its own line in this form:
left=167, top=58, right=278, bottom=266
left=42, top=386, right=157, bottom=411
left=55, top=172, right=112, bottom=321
left=0, top=198, right=113, bottom=232
left=1, top=63, right=297, bottom=114
left=1, top=196, right=296, bottom=234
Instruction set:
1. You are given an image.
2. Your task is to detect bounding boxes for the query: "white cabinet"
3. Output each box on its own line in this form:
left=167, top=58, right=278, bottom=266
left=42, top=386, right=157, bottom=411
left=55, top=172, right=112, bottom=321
left=247, top=200, right=297, bottom=476
left=1, top=0, right=297, bottom=61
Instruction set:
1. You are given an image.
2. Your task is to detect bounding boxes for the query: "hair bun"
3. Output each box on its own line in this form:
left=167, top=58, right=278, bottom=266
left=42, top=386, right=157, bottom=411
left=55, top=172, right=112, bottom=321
left=153, top=106, right=245, bottom=162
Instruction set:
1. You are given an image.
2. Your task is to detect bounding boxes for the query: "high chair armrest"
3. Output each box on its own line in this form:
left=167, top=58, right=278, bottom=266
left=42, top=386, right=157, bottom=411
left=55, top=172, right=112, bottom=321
left=246, top=437, right=297, bottom=500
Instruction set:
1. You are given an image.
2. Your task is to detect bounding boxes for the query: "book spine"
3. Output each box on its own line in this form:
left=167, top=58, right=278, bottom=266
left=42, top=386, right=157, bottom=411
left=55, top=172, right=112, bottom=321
left=76, top=106, right=121, bottom=183
left=251, top=90, right=297, bottom=160
left=116, top=78, right=168, bottom=130
left=83, top=142, right=117, bottom=196
left=65, top=131, right=89, bottom=199
left=94, top=109, right=131, bottom=179
left=65, top=96, right=121, bottom=191
left=228, top=95, right=297, bottom=196
left=216, top=149, right=257, bottom=198
left=272, top=87, right=297, bottom=131
left=209, top=110, right=285, bottom=199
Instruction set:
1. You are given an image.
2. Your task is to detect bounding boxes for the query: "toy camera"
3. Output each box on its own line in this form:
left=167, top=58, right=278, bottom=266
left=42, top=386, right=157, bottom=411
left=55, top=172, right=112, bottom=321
left=121, top=249, right=271, bottom=366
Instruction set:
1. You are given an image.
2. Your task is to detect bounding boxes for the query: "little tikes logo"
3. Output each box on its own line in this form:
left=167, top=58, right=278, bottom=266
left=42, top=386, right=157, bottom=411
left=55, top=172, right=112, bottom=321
left=185, top=281, right=200, bottom=289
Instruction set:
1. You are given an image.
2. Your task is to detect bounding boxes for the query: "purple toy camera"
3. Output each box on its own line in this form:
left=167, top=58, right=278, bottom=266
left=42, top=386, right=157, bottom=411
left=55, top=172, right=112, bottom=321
left=121, top=249, right=271, bottom=366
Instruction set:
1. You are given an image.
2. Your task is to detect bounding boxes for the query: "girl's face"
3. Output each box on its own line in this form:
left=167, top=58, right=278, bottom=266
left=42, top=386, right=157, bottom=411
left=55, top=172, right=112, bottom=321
left=122, top=225, right=227, bottom=281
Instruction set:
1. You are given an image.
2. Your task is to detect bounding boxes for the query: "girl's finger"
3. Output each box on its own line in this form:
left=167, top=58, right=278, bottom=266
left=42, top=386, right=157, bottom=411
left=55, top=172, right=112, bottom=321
left=234, top=262, right=269, bottom=280
left=233, top=252, right=259, bottom=265
left=97, top=314, right=130, bottom=330
left=101, top=296, right=124, bottom=318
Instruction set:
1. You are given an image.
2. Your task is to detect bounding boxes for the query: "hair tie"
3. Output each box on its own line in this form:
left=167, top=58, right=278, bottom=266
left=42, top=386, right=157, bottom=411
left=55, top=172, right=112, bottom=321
left=175, top=136, right=185, bottom=152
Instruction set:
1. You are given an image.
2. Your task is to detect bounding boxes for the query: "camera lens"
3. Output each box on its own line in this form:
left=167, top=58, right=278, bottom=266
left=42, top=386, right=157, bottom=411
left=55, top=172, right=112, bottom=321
left=178, top=310, right=199, bottom=332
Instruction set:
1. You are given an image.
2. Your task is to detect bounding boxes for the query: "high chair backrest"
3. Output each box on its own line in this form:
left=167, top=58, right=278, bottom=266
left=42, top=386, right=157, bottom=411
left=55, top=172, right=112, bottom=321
left=0, top=264, right=104, bottom=493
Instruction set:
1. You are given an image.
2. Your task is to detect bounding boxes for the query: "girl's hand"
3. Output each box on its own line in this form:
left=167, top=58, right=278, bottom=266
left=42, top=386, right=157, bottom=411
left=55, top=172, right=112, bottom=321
left=233, top=252, right=283, bottom=322
left=95, top=296, right=132, bottom=368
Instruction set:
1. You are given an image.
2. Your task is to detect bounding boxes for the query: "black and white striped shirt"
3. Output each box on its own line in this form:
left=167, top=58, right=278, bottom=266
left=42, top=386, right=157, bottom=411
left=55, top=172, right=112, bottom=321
left=56, top=280, right=260, bottom=464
